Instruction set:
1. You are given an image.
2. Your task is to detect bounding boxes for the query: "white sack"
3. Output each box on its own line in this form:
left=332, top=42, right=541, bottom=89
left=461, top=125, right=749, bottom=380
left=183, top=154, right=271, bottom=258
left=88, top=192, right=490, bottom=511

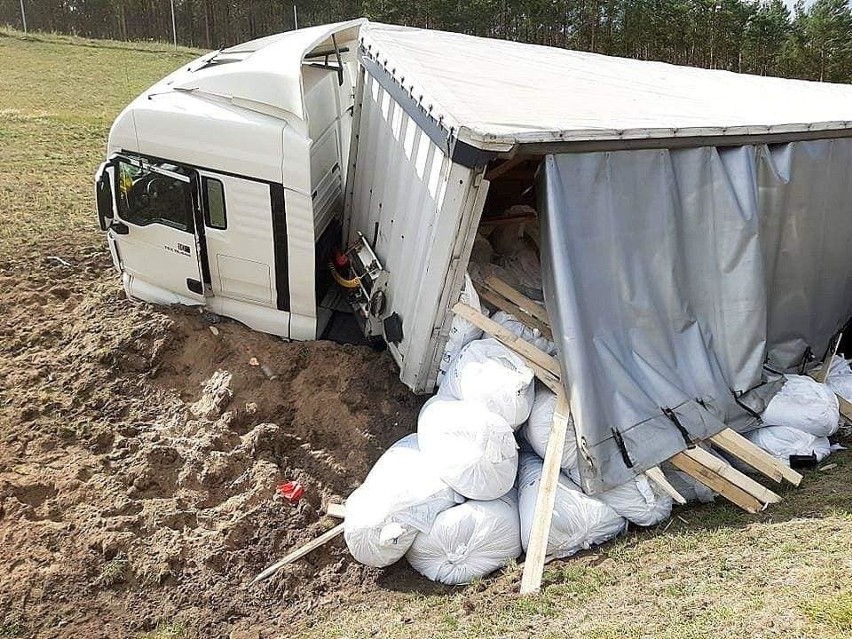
left=405, top=489, right=522, bottom=585
left=438, top=338, right=535, bottom=428
left=761, top=374, right=839, bottom=437
left=344, top=434, right=459, bottom=568
left=596, top=476, right=673, bottom=527
left=437, top=273, right=484, bottom=385
left=746, top=425, right=831, bottom=465
left=826, top=355, right=852, bottom=402
left=522, top=385, right=578, bottom=474
left=517, top=454, right=626, bottom=560
left=418, top=398, right=519, bottom=500
left=662, top=466, right=716, bottom=503
left=492, top=310, right=557, bottom=355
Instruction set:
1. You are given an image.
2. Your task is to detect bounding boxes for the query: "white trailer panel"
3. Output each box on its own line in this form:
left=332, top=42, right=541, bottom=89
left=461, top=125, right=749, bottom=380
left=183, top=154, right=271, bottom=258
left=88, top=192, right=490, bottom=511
left=344, top=68, right=488, bottom=392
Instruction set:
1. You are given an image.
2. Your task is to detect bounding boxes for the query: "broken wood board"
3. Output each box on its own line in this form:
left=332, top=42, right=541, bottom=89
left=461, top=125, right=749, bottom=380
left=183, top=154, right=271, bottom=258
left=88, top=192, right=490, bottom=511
left=453, top=302, right=561, bottom=394
left=838, top=394, right=852, bottom=423
left=814, top=332, right=843, bottom=384
left=682, top=447, right=781, bottom=505
left=520, top=391, right=571, bottom=595
left=483, top=276, right=551, bottom=326
left=477, top=287, right=554, bottom=339
left=710, top=427, right=801, bottom=486
left=644, top=466, right=686, bottom=505
left=325, top=502, right=346, bottom=519
left=669, top=452, right=764, bottom=513
left=252, top=523, right=345, bottom=584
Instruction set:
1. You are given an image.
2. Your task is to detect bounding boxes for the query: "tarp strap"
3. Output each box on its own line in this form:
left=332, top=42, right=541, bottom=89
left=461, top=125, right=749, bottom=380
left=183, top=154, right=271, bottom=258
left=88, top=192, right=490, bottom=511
left=662, top=407, right=693, bottom=446
left=611, top=428, right=634, bottom=469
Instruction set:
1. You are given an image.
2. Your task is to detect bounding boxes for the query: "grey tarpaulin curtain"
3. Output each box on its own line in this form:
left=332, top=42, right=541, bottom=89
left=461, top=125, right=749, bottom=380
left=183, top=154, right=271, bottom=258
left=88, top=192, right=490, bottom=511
left=540, top=140, right=852, bottom=493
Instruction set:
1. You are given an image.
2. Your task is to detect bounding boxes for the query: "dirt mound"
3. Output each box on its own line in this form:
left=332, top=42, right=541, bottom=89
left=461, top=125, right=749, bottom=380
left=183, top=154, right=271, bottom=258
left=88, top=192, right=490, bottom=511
left=0, top=246, right=426, bottom=637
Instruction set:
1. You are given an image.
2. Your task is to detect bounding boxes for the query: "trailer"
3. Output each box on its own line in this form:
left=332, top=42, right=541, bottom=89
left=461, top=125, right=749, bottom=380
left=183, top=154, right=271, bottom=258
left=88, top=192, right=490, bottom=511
left=95, top=20, right=852, bottom=496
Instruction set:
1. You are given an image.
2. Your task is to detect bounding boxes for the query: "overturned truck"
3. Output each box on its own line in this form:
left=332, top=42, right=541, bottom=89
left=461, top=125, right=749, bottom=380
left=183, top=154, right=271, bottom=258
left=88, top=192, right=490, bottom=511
left=95, top=20, right=852, bottom=582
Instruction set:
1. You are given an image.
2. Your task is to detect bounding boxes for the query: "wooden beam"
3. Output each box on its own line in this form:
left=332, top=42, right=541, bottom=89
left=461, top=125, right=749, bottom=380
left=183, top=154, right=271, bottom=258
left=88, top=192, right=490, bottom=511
left=669, top=452, right=764, bottom=514
left=644, top=466, right=686, bottom=505
left=484, top=155, right=528, bottom=182
left=478, top=287, right=554, bottom=340
left=520, top=391, right=571, bottom=595
left=325, top=502, right=346, bottom=519
left=814, top=332, right=843, bottom=384
left=251, top=523, right=345, bottom=584
left=683, top=447, right=781, bottom=505
left=483, top=276, right=550, bottom=326
left=838, top=394, right=852, bottom=423
left=453, top=302, right=562, bottom=394
left=710, top=427, right=802, bottom=486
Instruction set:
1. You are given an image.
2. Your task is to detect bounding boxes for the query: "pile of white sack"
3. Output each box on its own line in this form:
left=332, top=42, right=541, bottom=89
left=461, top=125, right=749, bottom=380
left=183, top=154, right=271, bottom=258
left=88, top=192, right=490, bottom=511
left=742, top=364, right=848, bottom=466
left=345, top=268, right=848, bottom=585
left=345, top=283, right=673, bottom=585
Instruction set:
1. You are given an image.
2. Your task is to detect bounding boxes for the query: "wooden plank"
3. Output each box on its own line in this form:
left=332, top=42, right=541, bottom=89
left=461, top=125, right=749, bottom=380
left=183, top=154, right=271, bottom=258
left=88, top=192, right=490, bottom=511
left=644, top=466, right=686, bottom=505
left=484, top=155, right=528, bottom=182
left=710, top=427, right=802, bottom=486
left=325, top=502, right=346, bottom=519
left=483, top=276, right=550, bottom=326
left=478, top=287, right=554, bottom=339
left=520, top=391, right=571, bottom=595
left=683, top=447, right=781, bottom=505
left=838, top=394, right=852, bottom=423
left=251, top=523, right=345, bottom=584
left=814, top=332, right=842, bottom=384
left=669, top=452, right=764, bottom=514
left=452, top=302, right=562, bottom=394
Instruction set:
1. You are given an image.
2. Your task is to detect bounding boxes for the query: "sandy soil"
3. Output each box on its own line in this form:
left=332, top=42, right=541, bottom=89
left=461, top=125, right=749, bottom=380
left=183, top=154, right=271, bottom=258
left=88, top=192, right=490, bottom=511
left=0, top=239, right=428, bottom=638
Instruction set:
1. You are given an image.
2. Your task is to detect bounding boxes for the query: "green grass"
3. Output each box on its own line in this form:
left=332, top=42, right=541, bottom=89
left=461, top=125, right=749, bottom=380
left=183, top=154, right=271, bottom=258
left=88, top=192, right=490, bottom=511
left=0, top=28, right=201, bottom=259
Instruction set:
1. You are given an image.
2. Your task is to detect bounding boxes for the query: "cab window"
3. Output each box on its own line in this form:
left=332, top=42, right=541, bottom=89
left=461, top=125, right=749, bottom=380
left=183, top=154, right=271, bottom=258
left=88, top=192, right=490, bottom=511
left=203, top=177, right=227, bottom=229
left=117, top=160, right=193, bottom=231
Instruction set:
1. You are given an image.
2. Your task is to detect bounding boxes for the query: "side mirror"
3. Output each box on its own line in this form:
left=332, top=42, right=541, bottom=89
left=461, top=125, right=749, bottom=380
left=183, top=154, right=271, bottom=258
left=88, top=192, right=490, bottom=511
left=95, top=162, right=115, bottom=231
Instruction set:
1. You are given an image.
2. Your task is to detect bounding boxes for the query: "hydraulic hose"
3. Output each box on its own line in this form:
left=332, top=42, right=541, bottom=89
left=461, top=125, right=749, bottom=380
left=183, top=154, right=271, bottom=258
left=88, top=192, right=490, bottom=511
left=328, top=261, right=360, bottom=289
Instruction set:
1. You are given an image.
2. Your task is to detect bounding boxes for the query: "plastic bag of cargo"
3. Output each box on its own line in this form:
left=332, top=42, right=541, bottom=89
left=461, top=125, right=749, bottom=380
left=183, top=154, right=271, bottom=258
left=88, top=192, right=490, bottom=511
left=418, top=398, right=519, bottom=500
left=596, top=475, right=673, bottom=527
left=761, top=374, right=839, bottom=437
left=662, top=466, right=716, bottom=503
left=437, top=274, right=484, bottom=385
left=826, top=355, right=852, bottom=402
left=438, top=338, right=534, bottom=428
left=517, top=454, right=626, bottom=560
left=492, top=311, right=556, bottom=355
left=344, top=434, right=460, bottom=568
left=405, top=489, right=522, bottom=585
left=745, top=425, right=831, bottom=466
left=522, top=385, right=578, bottom=474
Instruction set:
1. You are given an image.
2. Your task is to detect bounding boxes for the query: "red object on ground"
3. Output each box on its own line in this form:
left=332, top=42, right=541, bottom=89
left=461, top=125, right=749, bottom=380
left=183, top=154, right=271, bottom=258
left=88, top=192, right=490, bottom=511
left=278, top=481, right=304, bottom=505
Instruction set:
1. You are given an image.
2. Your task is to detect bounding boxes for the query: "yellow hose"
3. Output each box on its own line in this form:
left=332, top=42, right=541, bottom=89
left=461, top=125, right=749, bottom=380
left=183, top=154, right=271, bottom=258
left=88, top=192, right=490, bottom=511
left=328, top=261, right=361, bottom=289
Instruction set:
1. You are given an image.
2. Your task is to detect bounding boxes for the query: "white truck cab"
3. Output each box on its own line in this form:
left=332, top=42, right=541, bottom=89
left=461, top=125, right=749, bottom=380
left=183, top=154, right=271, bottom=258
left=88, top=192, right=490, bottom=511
left=96, top=20, right=363, bottom=341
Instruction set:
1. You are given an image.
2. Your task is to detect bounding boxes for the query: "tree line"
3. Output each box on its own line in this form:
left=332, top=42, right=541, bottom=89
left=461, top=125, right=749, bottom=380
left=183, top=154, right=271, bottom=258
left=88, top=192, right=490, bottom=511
left=3, top=0, right=852, bottom=83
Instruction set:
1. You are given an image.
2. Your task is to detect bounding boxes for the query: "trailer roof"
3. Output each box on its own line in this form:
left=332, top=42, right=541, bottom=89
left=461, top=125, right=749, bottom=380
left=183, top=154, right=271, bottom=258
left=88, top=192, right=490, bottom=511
left=359, top=23, right=852, bottom=156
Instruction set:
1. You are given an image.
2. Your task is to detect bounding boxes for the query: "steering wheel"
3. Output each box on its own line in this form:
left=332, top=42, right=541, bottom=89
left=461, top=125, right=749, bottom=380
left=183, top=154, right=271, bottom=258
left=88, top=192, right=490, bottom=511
left=145, top=176, right=168, bottom=200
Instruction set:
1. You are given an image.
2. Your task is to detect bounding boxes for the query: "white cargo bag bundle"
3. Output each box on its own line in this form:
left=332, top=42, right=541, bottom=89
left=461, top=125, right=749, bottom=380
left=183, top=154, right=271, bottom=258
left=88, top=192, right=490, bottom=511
left=437, top=274, right=484, bottom=385
left=344, top=434, right=460, bottom=568
left=491, top=311, right=556, bottom=355
left=522, top=386, right=578, bottom=474
left=746, top=426, right=831, bottom=466
left=517, top=454, right=626, bottom=560
left=596, top=475, right=673, bottom=527
left=662, top=467, right=716, bottom=503
left=761, top=374, right=839, bottom=437
left=438, top=338, right=535, bottom=428
left=826, top=355, right=852, bottom=402
left=418, top=398, right=519, bottom=500
left=406, top=489, right=522, bottom=585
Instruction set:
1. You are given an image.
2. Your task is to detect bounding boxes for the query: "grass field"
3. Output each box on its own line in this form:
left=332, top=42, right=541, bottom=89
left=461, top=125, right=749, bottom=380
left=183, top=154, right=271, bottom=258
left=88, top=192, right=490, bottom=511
left=0, top=28, right=850, bottom=639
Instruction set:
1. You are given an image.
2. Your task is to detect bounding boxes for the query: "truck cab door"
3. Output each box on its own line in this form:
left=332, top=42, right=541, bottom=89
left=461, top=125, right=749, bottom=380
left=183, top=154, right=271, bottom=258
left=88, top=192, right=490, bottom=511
left=107, top=155, right=205, bottom=306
